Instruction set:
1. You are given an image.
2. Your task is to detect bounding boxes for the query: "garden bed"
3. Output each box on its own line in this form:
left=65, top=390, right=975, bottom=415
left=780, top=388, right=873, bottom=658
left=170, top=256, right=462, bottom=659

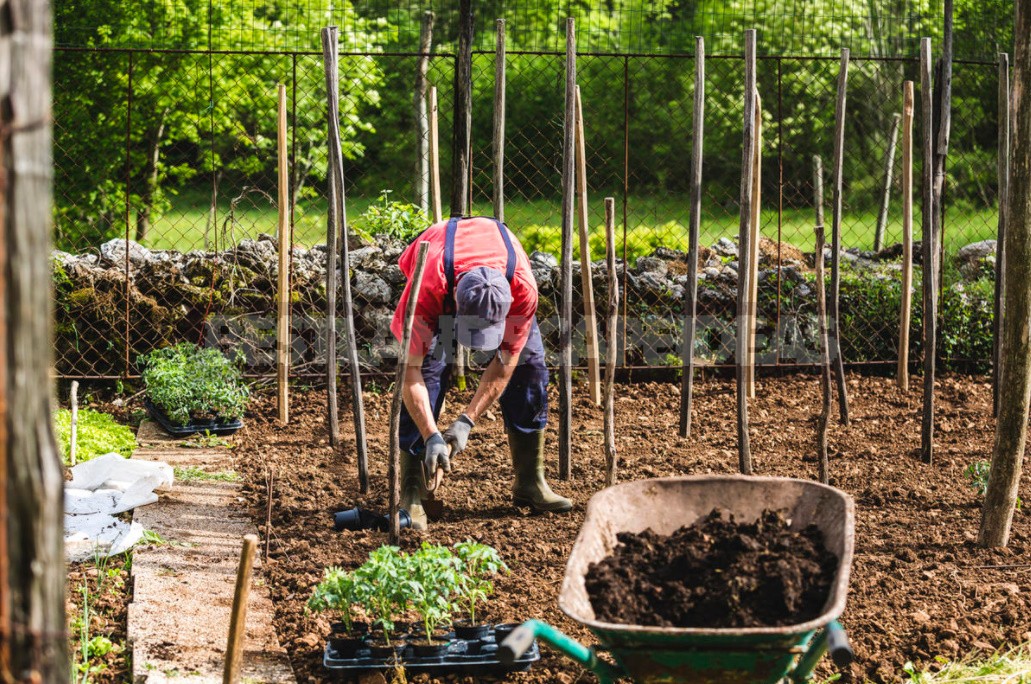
left=232, top=373, right=1030, bottom=683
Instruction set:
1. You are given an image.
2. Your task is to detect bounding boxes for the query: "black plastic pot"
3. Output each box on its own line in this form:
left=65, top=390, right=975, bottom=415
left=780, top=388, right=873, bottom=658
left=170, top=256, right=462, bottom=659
left=331, top=621, right=369, bottom=635
left=411, top=641, right=449, bottom=660
left=145, top=398, right=243, bottom=437
left=333, top=507, right=412, bottom=532
left=492, top=623, right=521, bottom=644
left=367, top=641, right=407, bottom=659
left=454, top=622, right=490, bottom=641
left=327, top=635, right=365, bottom=658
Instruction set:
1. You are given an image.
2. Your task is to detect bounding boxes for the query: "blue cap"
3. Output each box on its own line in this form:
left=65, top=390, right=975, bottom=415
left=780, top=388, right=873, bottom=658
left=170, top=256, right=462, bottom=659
left=455, top=267, right=512, bottom=351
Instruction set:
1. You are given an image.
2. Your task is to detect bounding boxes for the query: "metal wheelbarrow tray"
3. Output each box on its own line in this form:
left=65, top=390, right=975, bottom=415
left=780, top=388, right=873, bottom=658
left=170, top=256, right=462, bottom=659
left=501, top=475, right=856, bottom=683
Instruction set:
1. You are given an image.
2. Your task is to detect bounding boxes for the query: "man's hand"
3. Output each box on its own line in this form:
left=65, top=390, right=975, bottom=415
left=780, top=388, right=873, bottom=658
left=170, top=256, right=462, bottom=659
left=423, top=432, right=451, bottom=482
left=443, top=414, right=475, bottom=454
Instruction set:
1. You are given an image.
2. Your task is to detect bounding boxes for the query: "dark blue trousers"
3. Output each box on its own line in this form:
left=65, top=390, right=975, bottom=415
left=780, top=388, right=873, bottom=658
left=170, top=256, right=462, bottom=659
left=399, top=318, right=549, bottom=457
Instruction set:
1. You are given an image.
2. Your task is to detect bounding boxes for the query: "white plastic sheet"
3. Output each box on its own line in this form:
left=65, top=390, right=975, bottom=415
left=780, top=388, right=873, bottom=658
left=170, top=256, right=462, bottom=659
left=64, top=453, right=173, bottom=562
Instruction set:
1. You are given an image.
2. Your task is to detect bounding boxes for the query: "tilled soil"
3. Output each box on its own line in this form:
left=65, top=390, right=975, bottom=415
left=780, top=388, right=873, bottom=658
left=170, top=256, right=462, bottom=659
left=584, top=509, right=838, bottom=628
left=230, top=372, right=1031, bottom=683
left=66, top=558, right=132, bottom=683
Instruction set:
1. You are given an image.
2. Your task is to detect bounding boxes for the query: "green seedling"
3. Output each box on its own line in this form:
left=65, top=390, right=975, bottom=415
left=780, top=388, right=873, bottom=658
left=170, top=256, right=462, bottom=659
left=353, top=546, right=413, bottom=646
left=173, top=465, right=241, bottom=483
left=965, top=461, right=1023, bottom=510
left=409, top=543, right=462, bottom=644
left=453, top=541, right=508, bottom=626
left=179, top=430, right=233, bottom=449
left=308, top=566, right=365, bottom=634
left=140, top=344, right=250, bottom=427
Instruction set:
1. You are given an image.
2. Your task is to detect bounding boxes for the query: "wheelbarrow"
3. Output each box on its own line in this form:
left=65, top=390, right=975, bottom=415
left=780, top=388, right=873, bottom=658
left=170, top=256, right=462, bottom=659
left=499, top=475, right=856, bottom=683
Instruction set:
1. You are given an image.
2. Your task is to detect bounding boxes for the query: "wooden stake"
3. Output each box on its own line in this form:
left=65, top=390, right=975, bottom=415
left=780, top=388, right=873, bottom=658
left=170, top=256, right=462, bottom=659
left=558, top=18, right=576, bottom=480
left=389, top=242, right=430, bottom=543
left=493, top=19, right=506, bottom=222
left=979, top=0, right=1030, bottom=548
left=604, top=198, right=618, bottom=485
left=450, top=0, right=473, bottom=216
left=993, top=53, right=1011, bottom=417
left=746, top=90, right=762, bottom=399
left=898, top=82, right=915, bottom=391
left=815, top=225, right=831, bottom=485
left=429, top=86, right=442, bottom=223
left=736, top=29, right=757, bottom=476
left=323, top=27, right=370, bottom=490
left=814, top=155, right=825, bottom=233
left=69, top=380, right=79, bottom=466
left=323, top=29, right=340, bottom=446
left=874, top=113, right=902, bottom=252
left=919, top=37, right=936, bottom=465
left=276, top=83, right=290, bottom=426
left=679, top=36, right=705, bottom=438
left=414, top=11, right=435, bottom=213
left=223, top=534, right=258, bottom=684
left=829, top=48, right=851, bottom=426
left=575, top=86, right=601, bottom=405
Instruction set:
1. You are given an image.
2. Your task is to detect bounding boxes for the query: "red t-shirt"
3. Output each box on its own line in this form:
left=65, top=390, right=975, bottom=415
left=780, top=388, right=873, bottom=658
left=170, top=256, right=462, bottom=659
left=390, top=217, right=538, bottom=358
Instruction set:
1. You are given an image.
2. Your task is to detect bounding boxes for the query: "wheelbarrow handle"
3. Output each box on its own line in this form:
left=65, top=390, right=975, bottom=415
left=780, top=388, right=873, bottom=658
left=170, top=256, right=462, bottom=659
left=789, top=620, right=854, bottom=683
left=827, top=621, right=855, bottom=667
left=499, top=620, right=622, bottom=684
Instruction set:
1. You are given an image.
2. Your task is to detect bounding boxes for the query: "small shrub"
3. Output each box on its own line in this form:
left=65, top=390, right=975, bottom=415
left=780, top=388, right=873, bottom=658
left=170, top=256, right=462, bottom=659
left=140, top=344, right=250, bottom=426
left=53, top=408, right=136, bottom=465
left=354, top=190, right=428, bottom=244
left=966, top=460, right=1023, bottom=510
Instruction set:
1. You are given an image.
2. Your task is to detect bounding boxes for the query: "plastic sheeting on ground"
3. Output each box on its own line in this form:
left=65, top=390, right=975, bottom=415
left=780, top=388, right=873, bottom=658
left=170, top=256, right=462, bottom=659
left=65, top=453, right=174, bottom=562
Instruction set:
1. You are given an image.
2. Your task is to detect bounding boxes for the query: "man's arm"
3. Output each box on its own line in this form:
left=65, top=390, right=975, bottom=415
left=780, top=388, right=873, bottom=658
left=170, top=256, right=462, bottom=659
left=463, top=349, right=520, bottom=422
left=401, top=354, right=438, bottom=440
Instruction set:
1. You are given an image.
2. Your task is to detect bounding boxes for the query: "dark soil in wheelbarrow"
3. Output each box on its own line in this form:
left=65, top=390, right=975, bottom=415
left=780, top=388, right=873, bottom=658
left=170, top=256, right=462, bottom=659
left=223, top=372, right=1031, bottom=683
left=585, top=509, right=838, bottom=628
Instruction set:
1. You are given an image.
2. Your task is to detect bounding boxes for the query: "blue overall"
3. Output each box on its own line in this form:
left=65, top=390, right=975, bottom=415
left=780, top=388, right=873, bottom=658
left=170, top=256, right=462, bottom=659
left=399, top=217, right=549, bottom=458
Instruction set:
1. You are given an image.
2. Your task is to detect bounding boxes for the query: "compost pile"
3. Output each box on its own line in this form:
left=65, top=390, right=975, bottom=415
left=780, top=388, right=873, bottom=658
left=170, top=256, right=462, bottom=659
left=585, top=508, right=838, bottom=628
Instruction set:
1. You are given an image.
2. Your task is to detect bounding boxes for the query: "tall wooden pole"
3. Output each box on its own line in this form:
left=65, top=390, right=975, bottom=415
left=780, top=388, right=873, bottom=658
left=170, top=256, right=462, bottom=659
left=323, top=27, right=369, bottom=490
left=223, top=535, right=257, bottom=684
left=493, top=19, right=507, bottom=221
left=920, top=36, right=937, bottom=465
left=559, top=18, right=576, bottom=480
left=993, top=53, right=1011, bottom=417
left=414, top=11, right=435, bottom=213
left=979, top=0, right=1030, bottom=547
left=276, top=84, right=290, bottom=425
left=898, top=82, right=915, bottom=391
left=746, top=90, right=762, bottom=399
left=429, top=86, right=442, bottom=223
left=679, top=36, right=705, bottom=438
left=874, top=113, right=902, bottom=252
left=69, top=381, right=79, bottom=466
left=604, top=198, right=619, bottom=486
left=450, top=0, right=473, bottom=217
left=574, top=86, right=601, bottom=405
left=815, top=225, right=831, bottom=485
left=736, top=29, right=757, bottom=476
left=2, top=1, right=68, bottom=676
left=829, top=48, right=851, bottom=426
left=323, top=32, right=340, bottom=446
left=389, top=243, right=430, bottom=543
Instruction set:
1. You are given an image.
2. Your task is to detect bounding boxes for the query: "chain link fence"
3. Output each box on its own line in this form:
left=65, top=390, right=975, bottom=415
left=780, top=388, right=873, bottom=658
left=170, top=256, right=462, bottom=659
left=51, top=37, right=1002, bottom=379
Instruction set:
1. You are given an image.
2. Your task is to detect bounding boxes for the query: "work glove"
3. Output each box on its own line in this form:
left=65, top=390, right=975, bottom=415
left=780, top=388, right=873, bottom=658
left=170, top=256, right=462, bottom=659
left=443, top=414, right=475, bottom=455
left=423, top=432, right=451, bottom=484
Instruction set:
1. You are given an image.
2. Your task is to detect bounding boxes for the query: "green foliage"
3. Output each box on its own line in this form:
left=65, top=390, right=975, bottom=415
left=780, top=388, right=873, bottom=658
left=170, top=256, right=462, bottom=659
left=54, top=408, right=136, bottom=465
left=453, top=541, right=508, bottom=626
left=172, top=466, right=241, bottom=483
left=308, top=566, right=363, bottom=633
left=353, top=190, right=428, bottom=244
left=965, top=461, right=1023, bottom=510
left=408, top=543, right=462, bottom=643
left=352, top=546, right=413, bottom=644
left=140, top=343, right=250, bottom=425
left=903, top=643, right=1031, bottom=683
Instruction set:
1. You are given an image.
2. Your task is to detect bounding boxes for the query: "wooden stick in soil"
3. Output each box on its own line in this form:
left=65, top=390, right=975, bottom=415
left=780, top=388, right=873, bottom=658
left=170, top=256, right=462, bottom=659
left=679, top=36, right=704, bottom=438
left=829, top=48, right=851, bottom=426
left=575, top=85, right=601, bottom=406
left=746, top=89, right=762, bottom=400
left=898, top=82, right=915, bottom=391
left=414, top=11, right=434, bottom=214
left=736, top=29, right=757, bottom=475
left=558, top=17, right=576, bottom=480
left=388, top=242, right=430, bottom=543
left=223, top=534, right=258, bottom=684
left=429, top=86, right=442, bottom=223
left=993, top=53, right=1011, bottom=417
left=493, top=19, right=506, bottom=222
left=276, top=83, right=290, bottom=425
left=69, top=380, right=79, bottom=465
left=604, top=197, right=619, bottom=485
left=323, top=27, right=370, bottom=490
left=873, top=113, right=902, bottom=252
left=919, top=37, right=936, bottom=465
left=450, top=0, right=473, bottom=216
left=263, top=467, right=274, bottom=562
left=978, top=0, right=1030, bottom=548
left=324, top=56, right=340, bottom=446
left=815, top=224, right=831, bottom=485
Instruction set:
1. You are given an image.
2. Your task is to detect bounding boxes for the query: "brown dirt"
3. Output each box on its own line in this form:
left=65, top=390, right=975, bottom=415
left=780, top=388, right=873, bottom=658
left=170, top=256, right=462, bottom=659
left=584, top=509, right=838, bottom=628
left=229, top=373, right=1031, bottom=683
left=66, top=558, right=132, bottom=683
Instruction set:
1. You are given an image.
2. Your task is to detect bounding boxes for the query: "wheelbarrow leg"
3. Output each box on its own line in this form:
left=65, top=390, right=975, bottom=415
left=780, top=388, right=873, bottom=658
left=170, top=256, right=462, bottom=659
left=789, top=621, right=855, bottom=682
left=498, top=619, right=623, bottom=683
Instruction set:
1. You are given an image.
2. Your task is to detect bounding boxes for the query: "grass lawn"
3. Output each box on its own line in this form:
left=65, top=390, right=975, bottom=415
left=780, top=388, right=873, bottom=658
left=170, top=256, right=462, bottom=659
left=144, top=188, right=998, bottom=261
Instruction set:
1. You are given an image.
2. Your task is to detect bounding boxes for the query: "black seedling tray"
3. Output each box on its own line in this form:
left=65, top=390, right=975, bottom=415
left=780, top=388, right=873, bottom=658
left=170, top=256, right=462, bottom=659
left=145, top=399, right=244, bottom=437
left=322, top=632, right=539, bottom=675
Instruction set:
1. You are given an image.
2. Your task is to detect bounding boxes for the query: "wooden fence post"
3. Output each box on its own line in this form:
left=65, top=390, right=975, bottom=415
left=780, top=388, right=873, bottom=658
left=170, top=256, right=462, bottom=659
left=736, top=29, right=757, bottom=475
left=898, top=82, right=915, bottom=391
left=575, top=86, right=601, bottom=405
left=493, top=19, right=507, bottom=222
left=874, top=113, right=902, bottom=252
left=746, top=90, right=762, bottom=399
left=69, top=381, right=79, bottom=466
left=604, top=198, right=619, bottom=486
left=276, top=83, right=290, bottom=425
left=815, top=225, right=831, bottom=485
left=450, top=0, right=473, bottom=216
left=429, top=86, right=442, bottom=223
left=223, top=534, right=258, bottom=684
left=920, top=36, right=937, bottom=465
left=993, top=53, right=1011, bottom=417
left=414, top=11, right=435, bottom=213
left=679, top=36, right=705, bottom=438
left=829, top=48, right=851, bottom=426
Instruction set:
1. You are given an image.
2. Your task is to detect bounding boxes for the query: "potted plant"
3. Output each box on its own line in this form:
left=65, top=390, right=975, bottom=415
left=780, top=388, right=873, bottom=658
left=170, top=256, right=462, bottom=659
left=353, top=546, right=414, bottom=658
left=140, top=344, right=250, bottom=436
left=408, top=543, right=462, bottom=659
left=453, top=541, right=508, bottom=642
left=307, top=567, right=367, bottom=657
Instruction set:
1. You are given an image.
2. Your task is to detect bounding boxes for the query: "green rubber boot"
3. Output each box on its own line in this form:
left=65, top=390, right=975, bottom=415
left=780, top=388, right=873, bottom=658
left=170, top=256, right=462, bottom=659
left=508, top=428, right=573, bottom=513
left=400, top=453, right=428, bottom=530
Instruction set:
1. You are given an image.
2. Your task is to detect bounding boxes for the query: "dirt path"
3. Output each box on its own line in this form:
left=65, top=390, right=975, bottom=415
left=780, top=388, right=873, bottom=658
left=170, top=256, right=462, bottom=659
left=232, top=373, right=1030, bottom=683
